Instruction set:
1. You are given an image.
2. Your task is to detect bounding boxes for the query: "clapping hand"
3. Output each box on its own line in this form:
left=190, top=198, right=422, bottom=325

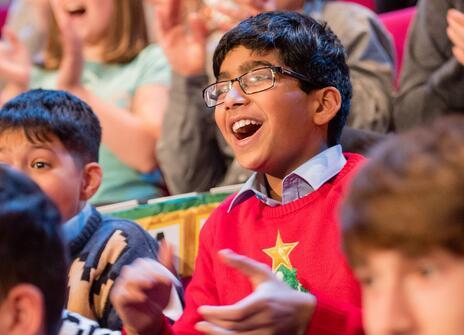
left=211, top=0, right=274, bottom=32
left=447, top=9, right=464, bottom=65
left=195, top=249, right=316, bottom=335
left=0, top=28, right=30, bottom=88
left=111, top=258, right=174, bottom=335
left=50, top=0, right=84, bottom=92
left=153, top=0, right=209, bottom=76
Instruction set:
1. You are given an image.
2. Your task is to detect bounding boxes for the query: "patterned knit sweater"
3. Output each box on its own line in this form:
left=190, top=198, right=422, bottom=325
left=67, top=206, right=160, bottom=330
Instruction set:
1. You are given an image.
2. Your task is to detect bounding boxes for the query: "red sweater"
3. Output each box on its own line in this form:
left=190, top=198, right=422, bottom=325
left=148, top=153, right=364, bottom=335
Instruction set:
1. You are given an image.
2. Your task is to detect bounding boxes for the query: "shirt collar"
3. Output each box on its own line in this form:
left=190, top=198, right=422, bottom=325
left=228, top=145, right=346, bottom=212
left=62, top=202, right=93, bottom=243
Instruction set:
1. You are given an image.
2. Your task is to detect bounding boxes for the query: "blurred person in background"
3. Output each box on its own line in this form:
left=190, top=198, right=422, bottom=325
left=342, top=115, right=464, bottom=335
left=0, top=0, right=171, bottom=205
left=395, top=0, right=464, bottom=131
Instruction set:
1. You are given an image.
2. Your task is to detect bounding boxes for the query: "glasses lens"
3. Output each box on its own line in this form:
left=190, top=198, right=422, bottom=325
left=205, top=82, right=230, bottom=107
left=241, top=68, right=274, bottom=94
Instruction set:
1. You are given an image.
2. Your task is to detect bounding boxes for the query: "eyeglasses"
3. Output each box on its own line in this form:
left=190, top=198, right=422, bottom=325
left=202, top=66, right=312, bottom=108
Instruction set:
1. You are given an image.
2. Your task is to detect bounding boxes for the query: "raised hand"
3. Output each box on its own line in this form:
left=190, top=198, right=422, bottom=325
left=447, top=9, right=464, bottom=65
left=195, top=249, right=316, bottom=335
left=0, top=28, right=30, bottom=88
left=111, top=258, right=174, bottom=335
left=49, top=0, right=84, bottom=92
left=154, top=0, right=209, bottom=76
left=212, top=0, right=274, bottom=32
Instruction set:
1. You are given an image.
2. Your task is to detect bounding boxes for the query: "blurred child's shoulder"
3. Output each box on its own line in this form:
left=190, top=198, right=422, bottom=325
left=83, top=206, right=159, bottom=252
left=97, top=209, right=155, bottom=237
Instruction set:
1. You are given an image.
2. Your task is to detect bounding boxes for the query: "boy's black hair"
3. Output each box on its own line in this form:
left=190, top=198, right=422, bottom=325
left=213, top=11, right=352, bottom=146
left=0, top=89, right=102, bottom=165
left=0, top=164, right=67, bottom=335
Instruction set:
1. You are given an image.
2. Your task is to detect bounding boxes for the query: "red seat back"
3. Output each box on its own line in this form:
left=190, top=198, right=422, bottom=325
left=0, top=5, right=8, bottom=37
left=379, top=7, right=417, bottom=83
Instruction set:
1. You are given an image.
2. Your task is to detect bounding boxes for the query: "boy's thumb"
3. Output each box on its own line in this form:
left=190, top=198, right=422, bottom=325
left=188, top=13, right=208, bottom=43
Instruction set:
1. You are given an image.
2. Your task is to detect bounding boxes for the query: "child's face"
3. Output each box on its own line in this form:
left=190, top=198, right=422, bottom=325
left=214, top=46, right=322, bottom=178
left=0, top=130, right=85, bottom=222
left=57, top=0, right=114, bottom=45
left=356, top=249, right=464, bottom=335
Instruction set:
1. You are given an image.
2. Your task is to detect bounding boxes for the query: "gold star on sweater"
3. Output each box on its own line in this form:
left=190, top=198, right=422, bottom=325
left=263, top=230, right=299, bottom=272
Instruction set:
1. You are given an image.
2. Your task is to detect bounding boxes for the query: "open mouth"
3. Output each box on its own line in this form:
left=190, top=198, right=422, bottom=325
left=66, top=5, right=86, bottom=16
left=232, top=119, right=263, bottom=140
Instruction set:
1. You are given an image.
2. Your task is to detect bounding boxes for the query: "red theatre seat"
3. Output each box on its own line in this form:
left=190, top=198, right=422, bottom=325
left=342, top=0, right=376, bottom=11
left=0, top=4, right=8, bottom=37
left=379, top=6, right=417, bottom=82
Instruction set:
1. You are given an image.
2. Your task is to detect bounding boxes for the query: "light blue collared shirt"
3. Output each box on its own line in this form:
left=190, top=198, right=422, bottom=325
left=228, top=145, right=346, bottom=212
left=62, top=202, right=93, bottom=243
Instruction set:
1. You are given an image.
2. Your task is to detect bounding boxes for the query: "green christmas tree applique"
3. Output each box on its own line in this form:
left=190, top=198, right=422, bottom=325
left=263, top=230, right=308, bottom=293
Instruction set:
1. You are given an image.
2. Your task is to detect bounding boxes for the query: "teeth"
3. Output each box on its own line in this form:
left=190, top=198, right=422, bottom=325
left=232, top=119, right=262, bottom=133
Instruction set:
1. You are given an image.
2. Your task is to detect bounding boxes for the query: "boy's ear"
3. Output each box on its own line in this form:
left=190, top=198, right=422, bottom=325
left=312, top=87, right=342, bottom=126
left=80, top=162, right=102, bottom=201
left=0, top=284, right=45, bottom=335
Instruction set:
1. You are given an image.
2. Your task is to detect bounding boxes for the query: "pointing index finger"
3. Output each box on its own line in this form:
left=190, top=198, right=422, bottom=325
left=218, top=249, right=274, bottom=287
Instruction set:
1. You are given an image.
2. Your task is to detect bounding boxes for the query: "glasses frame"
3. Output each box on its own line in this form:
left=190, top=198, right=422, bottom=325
left=202, top=66, right=312, bottom=108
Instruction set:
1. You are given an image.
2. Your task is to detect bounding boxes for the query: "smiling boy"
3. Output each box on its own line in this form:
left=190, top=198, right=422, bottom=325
left=112, top=11, right=364, bottom=335
left=0, top=89, right=167, bottom=330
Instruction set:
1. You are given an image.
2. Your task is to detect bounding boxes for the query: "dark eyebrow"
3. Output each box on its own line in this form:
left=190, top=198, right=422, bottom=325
left=239, top=60, right=273, bottom=74
left=217, top=60, right=274, bottom=81
left=0, top=144, right=55, bottom=155
left=217, top=71, right=230, bottom=82
left=26, top=144, right=56, bottom=157
left=30, top=144, right=54, bottom=151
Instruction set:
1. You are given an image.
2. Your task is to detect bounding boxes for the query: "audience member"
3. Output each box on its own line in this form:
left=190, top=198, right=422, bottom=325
left=342, top=115, right=464, bottom=334
left=156, top=0, right=392, bottom=194
left=0, top=0, right=171, bottom=204
left=395, top=0, right=464, bottom=130
left=0, top=164, right=67, bottom=335
left=112, top=12, right=363, bottom=334
left=4, top=0, right=159, bottom=57
left=0, top=161, right=125, bottom=335
left=0, top=89, right=181, bottom=330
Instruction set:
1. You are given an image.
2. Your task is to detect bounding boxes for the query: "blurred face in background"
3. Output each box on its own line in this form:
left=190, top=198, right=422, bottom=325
left=55, top=0, right=114, bottom=45
left=357, top=249, right=464, bottom=335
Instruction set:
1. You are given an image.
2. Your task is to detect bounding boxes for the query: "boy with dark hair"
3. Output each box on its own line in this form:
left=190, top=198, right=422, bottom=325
left=156, top=0, right=392, bottom=195
left=0, top=164, right=67, bottom=335
left=112, top=11, right=363, bottom=335
left=342, top=116, right=464, bottom=334
left=0, top=89, right=179, bottom=330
